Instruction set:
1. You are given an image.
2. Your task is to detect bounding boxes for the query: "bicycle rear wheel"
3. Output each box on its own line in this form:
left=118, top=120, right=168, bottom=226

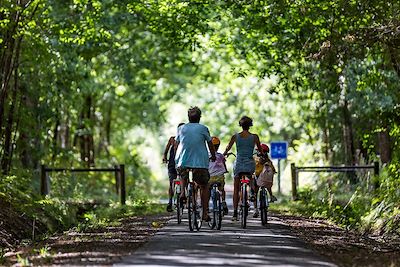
left=240, top=184, right=248, bottom=229
left=194, top=186, right=203, bottom=231
left=260, top=188, right=268, bottom=226
left=188, top=185, right=195, bottom=231
left=175, top=193, right=182, bottom=224
left=215, top=190, right=222, bottom=230
left=208, top=187, right=217, bottom=229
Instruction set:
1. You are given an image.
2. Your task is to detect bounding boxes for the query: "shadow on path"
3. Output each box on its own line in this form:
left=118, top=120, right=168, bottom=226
left=116, top=211, right=337, bottom=267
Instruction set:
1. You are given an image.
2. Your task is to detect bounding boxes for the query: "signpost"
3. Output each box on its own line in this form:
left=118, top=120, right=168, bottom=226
left=270, top=141, right=288, bottom=194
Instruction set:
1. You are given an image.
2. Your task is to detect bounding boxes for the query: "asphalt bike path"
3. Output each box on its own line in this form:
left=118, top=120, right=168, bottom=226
left=116, top=202, right=337, bottom=267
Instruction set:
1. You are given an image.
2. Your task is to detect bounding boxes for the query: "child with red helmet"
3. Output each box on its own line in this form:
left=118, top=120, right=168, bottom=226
left=254, top=143, right=277, bottom=212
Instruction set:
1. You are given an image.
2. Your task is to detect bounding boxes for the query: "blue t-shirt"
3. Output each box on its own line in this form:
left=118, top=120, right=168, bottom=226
left=175, top=123, right=211, bottom=169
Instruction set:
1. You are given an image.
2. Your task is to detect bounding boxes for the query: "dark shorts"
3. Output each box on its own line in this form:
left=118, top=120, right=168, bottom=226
left=178, top=168, right=210, bottom=186
left=168, top=168, right=177, bottom=181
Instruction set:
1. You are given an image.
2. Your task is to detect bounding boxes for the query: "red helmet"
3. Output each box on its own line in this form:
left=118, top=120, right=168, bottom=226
left=260, top=143, right=269, bottom=153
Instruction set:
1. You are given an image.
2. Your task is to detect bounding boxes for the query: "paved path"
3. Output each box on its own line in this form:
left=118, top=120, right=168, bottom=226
left=116, top=207, right=337, bottom=267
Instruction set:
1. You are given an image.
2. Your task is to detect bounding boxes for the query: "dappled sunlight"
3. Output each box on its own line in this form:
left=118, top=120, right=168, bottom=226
left=116, top=214, right=337, bottom=267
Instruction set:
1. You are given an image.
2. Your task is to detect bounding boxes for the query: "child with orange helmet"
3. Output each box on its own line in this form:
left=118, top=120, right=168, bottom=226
left=208, top=136, right=229, bottom=215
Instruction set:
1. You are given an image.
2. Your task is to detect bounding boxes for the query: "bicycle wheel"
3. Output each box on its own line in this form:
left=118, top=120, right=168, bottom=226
left=208, top=187, right=216, bottom=229
left=240, top=184, right=248, bottom=229
left=194, top=186, right=203, bottom=231
left=260, top=188, right=268, bottom=226
left=188, top=184, right=195, bottom=231
left=215, top=190, right=222, bottom=230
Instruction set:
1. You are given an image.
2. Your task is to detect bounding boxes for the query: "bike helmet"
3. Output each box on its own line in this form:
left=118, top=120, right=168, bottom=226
left=211, top=136, right=221, bottom=145
left=260, top=143, right=269, bottom=153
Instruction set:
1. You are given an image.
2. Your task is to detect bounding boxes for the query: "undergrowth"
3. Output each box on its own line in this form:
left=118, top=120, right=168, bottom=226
left=274, top=161, right=400, bottom=236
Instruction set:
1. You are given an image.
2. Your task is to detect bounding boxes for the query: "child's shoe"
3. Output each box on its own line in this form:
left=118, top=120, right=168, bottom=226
left=222, top=201, right=228, bottom=215
left=253, top=209, right=259, bottom=218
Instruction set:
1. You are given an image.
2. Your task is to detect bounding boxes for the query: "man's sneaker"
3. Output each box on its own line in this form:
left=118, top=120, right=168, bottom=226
left=166, top=203, right=173, bottom=212
left=270, top=195, right=278, bottom=202
left=253, top=209, right=259, bottom=218
left=222, top=201, right=228, bottom=215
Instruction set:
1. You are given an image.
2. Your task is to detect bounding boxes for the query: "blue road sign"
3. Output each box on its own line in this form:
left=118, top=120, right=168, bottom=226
left=270, top=141, right=288, bottom=159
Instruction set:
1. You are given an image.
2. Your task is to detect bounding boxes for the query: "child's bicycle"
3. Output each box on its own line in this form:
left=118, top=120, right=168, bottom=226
left=208, top=182, right=223, bottom=230
left=173, top=177, right=184, bottom=224
left=186, top=169, right=202, bottom=231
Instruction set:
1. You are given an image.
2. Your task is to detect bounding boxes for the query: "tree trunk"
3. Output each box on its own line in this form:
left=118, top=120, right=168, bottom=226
left=78, top=95, right=95, bottom=167
left=1, top=39, right=21, bottom=174
left=342, top=99, right=355, bottom=165
left=378, top=128, right=391, bottom=164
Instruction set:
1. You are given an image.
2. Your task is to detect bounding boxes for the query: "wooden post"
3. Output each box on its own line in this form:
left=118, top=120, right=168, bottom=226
left=40, top=165, right=48, bottom=196
left=114, top=165, right=120, bottom=195
left=120, top=164, right=126, bottom=205
left=373, top=161, right=380, bottom=189
left=291, top=163, right=298, bottom=200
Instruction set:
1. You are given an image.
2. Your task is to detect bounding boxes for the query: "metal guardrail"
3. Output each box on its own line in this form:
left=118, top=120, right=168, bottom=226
left=40, top=164, right=126, bottom=205
left=290, top=162, right=379, bottom=200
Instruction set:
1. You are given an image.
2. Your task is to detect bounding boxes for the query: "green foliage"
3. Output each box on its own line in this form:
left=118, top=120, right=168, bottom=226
left=285, top=163, right=400, bottom=234
left=76, top=199, right=165, bottom=231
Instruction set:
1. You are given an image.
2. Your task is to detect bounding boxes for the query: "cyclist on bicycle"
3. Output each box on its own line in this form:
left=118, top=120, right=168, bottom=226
left=175, top=106, right=216, bottom=222
left=162, top=123, right=185, bottom=212
left=208, top=136, right=229, bottom=215
left=252, top=143, right=277, bottom=217
left=223, top=116, right=264, bottom=221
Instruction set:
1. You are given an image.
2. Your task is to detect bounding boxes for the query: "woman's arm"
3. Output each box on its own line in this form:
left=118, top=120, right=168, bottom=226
left=254, top=134, right=263, bottom=154
left=223, top=134, right=236, bottom=156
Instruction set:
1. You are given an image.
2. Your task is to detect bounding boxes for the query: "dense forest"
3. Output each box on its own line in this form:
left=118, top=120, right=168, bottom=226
left=1, top=0, right=399, bottom=248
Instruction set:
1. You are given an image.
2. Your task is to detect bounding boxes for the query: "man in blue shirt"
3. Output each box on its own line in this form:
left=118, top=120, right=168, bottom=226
left=175, top=106, right=216, bottom=222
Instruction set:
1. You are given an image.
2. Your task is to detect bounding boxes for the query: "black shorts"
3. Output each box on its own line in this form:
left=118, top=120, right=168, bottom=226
left=168, top=168, right=177, bottom=181
left=178, top=168, right=210, bottom=186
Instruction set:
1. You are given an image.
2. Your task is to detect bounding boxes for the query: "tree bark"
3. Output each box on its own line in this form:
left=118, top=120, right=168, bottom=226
left=378, top=128, right=391, bottom=164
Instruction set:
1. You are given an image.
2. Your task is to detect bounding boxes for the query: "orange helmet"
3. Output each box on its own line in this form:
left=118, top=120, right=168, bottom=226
left=211, top=136, right=220, bottom=145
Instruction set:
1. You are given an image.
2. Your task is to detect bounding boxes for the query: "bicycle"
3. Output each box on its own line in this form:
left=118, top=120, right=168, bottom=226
left=173, top=177, right=184, bottom=224
left=208, top=182, right=222, bottom=230
left=186, top=169, right=202, bottom=231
